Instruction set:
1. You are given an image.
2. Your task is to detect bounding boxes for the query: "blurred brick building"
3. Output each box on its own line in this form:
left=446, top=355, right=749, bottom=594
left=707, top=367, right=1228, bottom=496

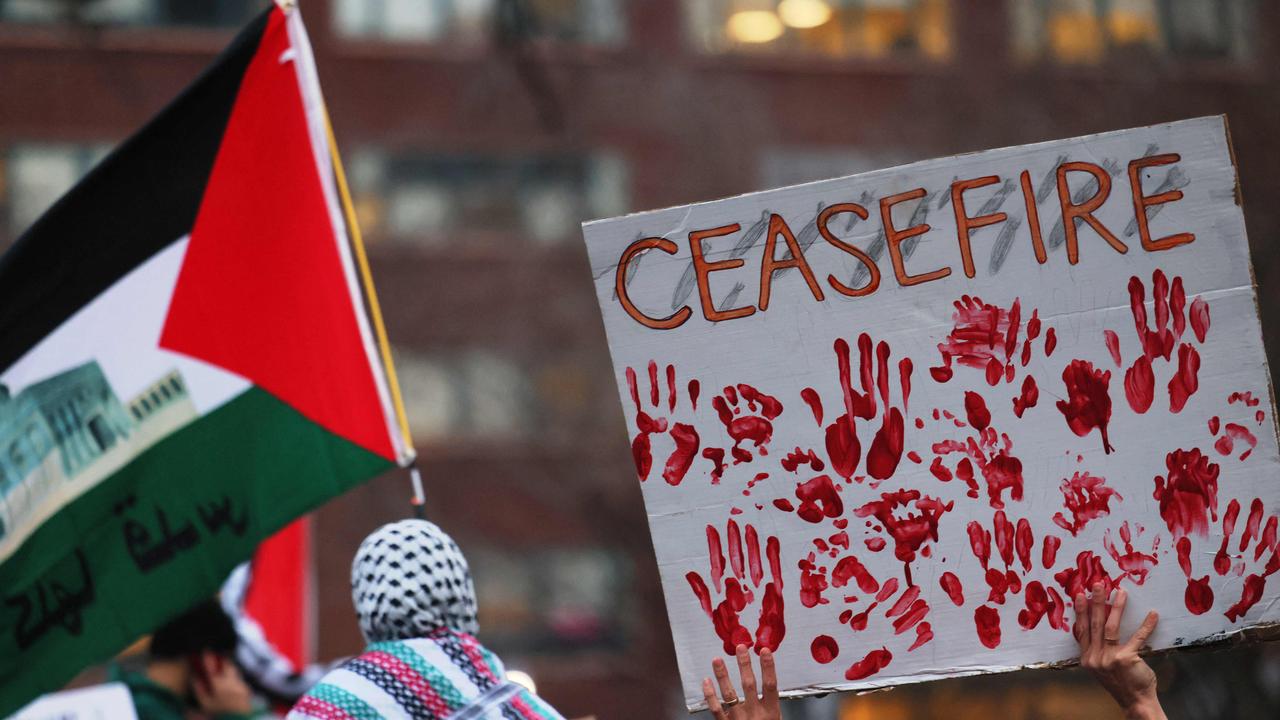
left=1, top=1, right=1279, bottom=718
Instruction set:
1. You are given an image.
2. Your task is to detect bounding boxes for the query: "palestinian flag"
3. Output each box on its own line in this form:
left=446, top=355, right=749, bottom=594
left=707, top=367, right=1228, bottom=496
left=0, top=5, right=411, bottom=713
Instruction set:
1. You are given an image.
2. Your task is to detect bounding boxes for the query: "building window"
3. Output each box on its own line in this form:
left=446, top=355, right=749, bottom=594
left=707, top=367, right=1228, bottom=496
left=349, top=150, right=628, bottom=246
left=1010, top=0, right=1255, bottom=64
left=471, top=546, right=628, bottom=652
left=685, top=0, right=952, bottom=60
left=333, top=0, right=625, bottom=46
left=0, top=0, right=266, bottom=28
left=2, top=143, right=112, bottom=241
left=394, top=347, right=535, bottom=441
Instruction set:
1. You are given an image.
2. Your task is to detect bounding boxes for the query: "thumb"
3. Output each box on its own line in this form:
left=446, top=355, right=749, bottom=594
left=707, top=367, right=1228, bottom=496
left=1125, top=610, right=1159, bottom=652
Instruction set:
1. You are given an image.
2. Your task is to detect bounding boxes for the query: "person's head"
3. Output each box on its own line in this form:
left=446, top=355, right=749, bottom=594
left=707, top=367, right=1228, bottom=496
left=350, top=519, right=479, bottom=643
left=149, top=599, right=238, bottom=663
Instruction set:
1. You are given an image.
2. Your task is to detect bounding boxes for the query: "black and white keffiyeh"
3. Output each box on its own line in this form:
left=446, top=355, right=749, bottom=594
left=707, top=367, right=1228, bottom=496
left=351, top=519, right=479, bottom=643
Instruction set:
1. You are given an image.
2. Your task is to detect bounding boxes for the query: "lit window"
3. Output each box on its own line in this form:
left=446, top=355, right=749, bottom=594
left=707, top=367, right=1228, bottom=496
left=332, top=0, right=625, bottom=46
left=0, top=0, right=267, bottom=28
left=685, top=0, right=953, bottom=60
left=349, top=151, right=628, bottom=246
left=4, top=143, right=111, bottom=239
left=1010, top=0, right=1254, bottom=64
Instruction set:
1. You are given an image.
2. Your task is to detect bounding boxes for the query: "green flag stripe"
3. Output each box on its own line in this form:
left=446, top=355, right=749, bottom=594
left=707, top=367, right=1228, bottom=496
left=0, top=386, right=393, bottom=716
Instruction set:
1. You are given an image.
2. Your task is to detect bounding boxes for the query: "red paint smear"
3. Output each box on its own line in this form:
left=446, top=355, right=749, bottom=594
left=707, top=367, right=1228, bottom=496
left=1186, top=576, right=1214, bottom=615
left=876, top=578, right=900, bottom=603
left=1168, top=343, right=1201, bottom=413
left=993, top=510, right=1015, bottom=568
left=1189, top=296, right=1210, bottom=343
left=1015, top=518, right=1034, bottom=572
left=625, top=366, right=640, bottom=409
left=746, top=525, right=763, bottom=586
left=1103, top=330, right=1122, bottom=367
left=1218, top=423, right=1258, bottom=461
left=1044, top=328, right=1057, bottom=356
left=1229, top=391, right=1261, bottom=407
left=1056, top=359, right=1115, bottom=454
left=1042, top=535, right=1061, bottom=569
left=1259, top=410, right=1267, bottom=424
left=907, top=451, right=922, bottom=464
left=1013, top=375, right=1039, bottom=418
left=1129, top=273, right=1176, bottom=362
left=932, top=429, right=1023, bottom=509
left=772, top=498, right=794, bottom=512
left=865, top=537, right=886, bottom=552
left=648, top=361, right=660, bottom=407
left=845, top=648, right=892, bottom=681
left=1225, top=573, right=1273, bottom=622
left=1125, top=356, right=1155, bottom=414
left=798, top=555, right=829, bottom=608
left=915, top=417, right=925, bottom=429
left=940, top=572, right=965, bottom=606
left=892, top=599, right=929, bottom=634
left=849, top=603, right=878, bottom=631
left=964, top=391, right=991, bottom=431
left=727, top=520, right=746, bottom=583
left=1019, top=581, right=1068, bottom=631
left=1241, top=498, right=1265, bottom=553
left=1104, top=522, right=1159, bottom=585
left=688, top=379, right=700, bottom=411
left=1053, top=551, right=1116, bottom=599
left=1177, top=536, right=1193, bottom=577
left=1154, top=448, right=1221, bottom=538
left=800, top=388, right=823, bottom=426
left=974, top=606, right=1002, bottom=649
left=795, top=475, right=844, bottom=523
left=908, top=622, right=934, bottom=651
left=663, top=423, right=701, bottom=485
left=854, top=489, right=953, bottom=567
left=1257, top=517, right=1278, bottom=563
left=1052, top=472, right=1122, bottom=536
left=932, top=296, right=1030, bottom=386
left=702, top=448, right=726, bottom=484
left=833, top=555, right=880, bottom=594
left=1209, top=416, right=1221, bottom=435
left=1214, top=499, right=1243, bottom=576
left=968, top=521, right=992, bottom=570
left=929, top=457, right=952, bottom=482
left=782, top=447, right=826, bottom=473
left=666, top=364, right=677, bottom=412
left=811, top=635, right=839, bottom=664
left=886, top=585, right=921, bottom=618
left=830, top=531, right=850, bottom=550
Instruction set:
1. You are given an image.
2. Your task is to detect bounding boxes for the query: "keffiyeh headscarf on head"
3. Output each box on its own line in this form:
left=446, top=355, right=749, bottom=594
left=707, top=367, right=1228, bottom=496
left=351, top=519, right=479, bottom=643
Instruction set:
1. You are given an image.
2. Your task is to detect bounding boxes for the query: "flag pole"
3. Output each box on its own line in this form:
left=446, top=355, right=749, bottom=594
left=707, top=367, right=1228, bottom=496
left=321, top=109, right=425, bottom=514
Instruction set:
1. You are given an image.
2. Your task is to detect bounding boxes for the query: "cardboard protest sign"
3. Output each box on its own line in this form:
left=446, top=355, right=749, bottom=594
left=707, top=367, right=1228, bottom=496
left=581, top=116, right=1279, bottom=708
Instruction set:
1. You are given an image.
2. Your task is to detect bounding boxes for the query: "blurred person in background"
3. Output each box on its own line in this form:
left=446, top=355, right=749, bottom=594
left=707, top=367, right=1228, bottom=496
left=286, top=519, right=568, bottom=719
left=113, top=599, right=260, bottom=720
left=701, top=585, right=1167, bottom=720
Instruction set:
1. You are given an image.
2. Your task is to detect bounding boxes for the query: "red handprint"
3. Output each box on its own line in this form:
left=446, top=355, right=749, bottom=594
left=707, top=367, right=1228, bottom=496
left=801, top=333, right=913, bottom=483
left=1102, top=521, right=1160, bottom=586
left=1052, top=472, right=1122, bottom=536
left=1212, top=498, right=1280, bottom=622
left=711, top=383, right=784, bottom=464
left=686, top=519, right=786, bottom=655
left=1208, top=391, right=1264, bottom=462
left=929, top=295, right=1055, bottom=417
left=1106, top=269, right=1210, bottom=414
left=625, top=361, right=702, bottom=485
left=965, top=509, right=1070, bottom=645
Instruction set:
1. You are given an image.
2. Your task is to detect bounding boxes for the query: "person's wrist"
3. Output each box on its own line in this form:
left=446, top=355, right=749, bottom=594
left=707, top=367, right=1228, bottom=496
left=1121, top=692, right=1166, bottom=720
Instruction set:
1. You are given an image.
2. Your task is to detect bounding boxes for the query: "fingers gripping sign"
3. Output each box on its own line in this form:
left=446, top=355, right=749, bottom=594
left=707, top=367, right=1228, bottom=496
left=1073, top=585, right=1166, bottom=720
left=702, top=645, right=781, bottom=720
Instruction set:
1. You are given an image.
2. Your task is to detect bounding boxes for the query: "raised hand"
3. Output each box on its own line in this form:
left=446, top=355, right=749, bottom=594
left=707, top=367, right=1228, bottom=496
left=1073, top=586, right=1166, bottom=720
left=701, top=645, right=780, bottom=720
left=686, top=520, right=786, bottom=655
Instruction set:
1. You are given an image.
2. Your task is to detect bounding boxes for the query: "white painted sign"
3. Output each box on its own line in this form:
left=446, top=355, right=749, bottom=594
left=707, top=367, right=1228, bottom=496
left=581, top=116, right=1280, bottom=709
left=10, top=683, right=138, bottom=720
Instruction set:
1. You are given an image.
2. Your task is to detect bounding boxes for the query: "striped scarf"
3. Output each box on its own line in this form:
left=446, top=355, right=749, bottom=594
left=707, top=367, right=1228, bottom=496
left=285, top=629, right=564, bottom=720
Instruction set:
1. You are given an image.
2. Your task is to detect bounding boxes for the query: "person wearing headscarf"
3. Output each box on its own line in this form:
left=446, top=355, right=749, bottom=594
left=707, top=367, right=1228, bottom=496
left=286, top=519, right=566, bottom=720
